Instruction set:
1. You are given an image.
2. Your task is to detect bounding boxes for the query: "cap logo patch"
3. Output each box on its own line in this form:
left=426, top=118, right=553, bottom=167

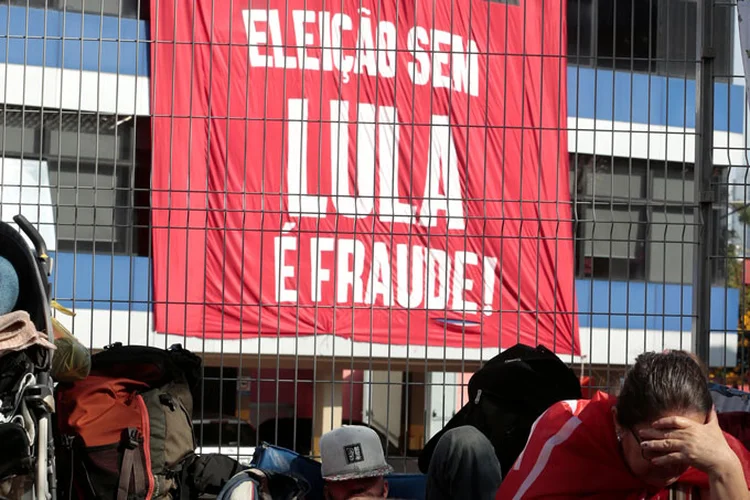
left=344, top=443, right=364, bottom=464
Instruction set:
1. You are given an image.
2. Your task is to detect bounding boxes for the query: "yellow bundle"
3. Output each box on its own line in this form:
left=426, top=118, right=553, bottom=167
left=50, top=300, right=91, bottom=382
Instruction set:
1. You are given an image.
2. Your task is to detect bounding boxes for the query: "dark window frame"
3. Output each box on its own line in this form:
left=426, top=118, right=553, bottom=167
left=646, top=206, right=696, bottom=285
left=576, top=202, right=648, bottom=281
left=0, top=106, right=148, bottom=256
left=567, top=0, right=734, bottom=81
left=46, top=160, right=136, bottom=255
left=571, top=154, right=709, bottom=285
left=8, top=0, right=144, bottom=19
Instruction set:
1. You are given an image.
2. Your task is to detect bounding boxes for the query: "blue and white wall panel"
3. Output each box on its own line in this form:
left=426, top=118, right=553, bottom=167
left=0, top=7, right=149, bottom=115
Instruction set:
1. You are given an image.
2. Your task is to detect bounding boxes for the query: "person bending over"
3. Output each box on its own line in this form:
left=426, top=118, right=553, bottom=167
left=497, top=351, right=750, bottom=499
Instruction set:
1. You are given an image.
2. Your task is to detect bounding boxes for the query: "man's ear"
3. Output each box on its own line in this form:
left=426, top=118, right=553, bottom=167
left=382, top=480, right=389, bottom=498
left=611, top=406, right=622, bottom=432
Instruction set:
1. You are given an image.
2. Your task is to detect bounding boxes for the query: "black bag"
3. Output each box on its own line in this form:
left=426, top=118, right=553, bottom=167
left=418, top=343, right=582, bottom=475
left=0, top=346, right=50, bottom=412
left=180, top=454, right=248, bottom=499
left=89, top=342, right=202, bottom=393
left=0, top=423, right=32, bottom=482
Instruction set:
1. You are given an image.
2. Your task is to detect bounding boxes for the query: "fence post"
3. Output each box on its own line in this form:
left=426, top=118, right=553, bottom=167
left=693, top=0, right=716, bottom=364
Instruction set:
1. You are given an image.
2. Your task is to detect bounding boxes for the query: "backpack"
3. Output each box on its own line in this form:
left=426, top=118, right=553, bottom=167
left=709, top=382, right=750, bottom=413
left=55, top=343, right=202, bottom=500
left=179, top=453, right=248, bottom=499
left=418, top=343, right=582, bottom=475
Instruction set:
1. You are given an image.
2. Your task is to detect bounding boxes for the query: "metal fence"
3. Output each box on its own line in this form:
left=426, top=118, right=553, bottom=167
left=0, top=0, right=746, bottom=470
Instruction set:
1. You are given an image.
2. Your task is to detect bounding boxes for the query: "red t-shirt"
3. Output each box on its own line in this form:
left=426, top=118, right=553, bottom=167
left=718, top=412, right=750, bottom=451
left=496, top=392, right=750, bottom=500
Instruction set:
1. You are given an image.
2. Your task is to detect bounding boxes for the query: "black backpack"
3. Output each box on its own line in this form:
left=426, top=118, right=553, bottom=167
left=418, top=343, right=582, bottom=475
left=178, top=454, right=248, bottom=499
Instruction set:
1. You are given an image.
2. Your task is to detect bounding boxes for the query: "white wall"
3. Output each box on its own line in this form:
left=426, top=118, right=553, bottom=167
left=54, top=307, right=737, bottom=367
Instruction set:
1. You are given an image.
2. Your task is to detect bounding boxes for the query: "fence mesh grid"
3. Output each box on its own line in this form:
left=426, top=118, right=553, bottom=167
left=0, top=0, right=746, bottom=471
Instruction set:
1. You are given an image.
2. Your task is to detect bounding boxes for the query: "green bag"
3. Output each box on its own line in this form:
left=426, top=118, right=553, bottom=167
left=50, top=302, right=91, bottom=383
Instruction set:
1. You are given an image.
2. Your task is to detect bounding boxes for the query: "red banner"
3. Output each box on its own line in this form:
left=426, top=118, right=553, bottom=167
left=150, top=0, right=579, bottom=353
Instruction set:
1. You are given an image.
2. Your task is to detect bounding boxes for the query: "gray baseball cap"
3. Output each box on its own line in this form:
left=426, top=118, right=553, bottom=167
left=320, top=425, right=393, bottom=481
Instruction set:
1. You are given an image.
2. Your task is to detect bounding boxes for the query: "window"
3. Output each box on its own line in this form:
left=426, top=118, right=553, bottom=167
left=651, top=168, right=694, bottom=204
left=596, top=0, right=658, bottom=72
left=571, top=154, right=647, bottom=200
left=0, top=121, right=40, bottom=157
left=655, top=0, right=733, bottom=79
left=61, top=0, right=140, bottom=18
left=9, top=0, right=143, bottom=18
left=580, top=206, right=646, bottom=280
left=567, top=0, right=658, bottom=72
left=42, top=111, right=140, bottom=254
left=571, top=155, right=707, bottom=285
left=0, top=106, right=148, bottom=256
left=584, top=162, right=646, bottom=200
left=648, top=210, right=695, bottom=283
left=7, top=0, right=50, bottom=9
left=47, top=163, right=133, bottom=253
left=567, top=0, right=733, bottom=80
left=567, top=0, right=595, bottom=66
left=47, top=127, right=131, bottom=164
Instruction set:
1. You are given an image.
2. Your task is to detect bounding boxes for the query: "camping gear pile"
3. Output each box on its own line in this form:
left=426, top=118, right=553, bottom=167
left=55, top=342, right=245, bottom=499
left=5, top=211, right=747, bottom=499
left=0, top=215, right=246, bottom=500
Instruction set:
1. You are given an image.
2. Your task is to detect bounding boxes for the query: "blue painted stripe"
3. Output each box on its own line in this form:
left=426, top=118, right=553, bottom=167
left=0, top=6, right=149, bottom=76
left=0, top=6, right=743, bottom=132
left=49, top=251, right=740, bottom=333
left=575, top=280, right=739, bottom=333
left=568, top=66, right=744, bottom=134
left=51, top=251, right=152, bottom=312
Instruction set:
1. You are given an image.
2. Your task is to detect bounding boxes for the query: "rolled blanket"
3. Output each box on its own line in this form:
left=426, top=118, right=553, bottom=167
left=50, top=317, right=91, bottom=382
left=0, top=311, right=55, bottom=355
